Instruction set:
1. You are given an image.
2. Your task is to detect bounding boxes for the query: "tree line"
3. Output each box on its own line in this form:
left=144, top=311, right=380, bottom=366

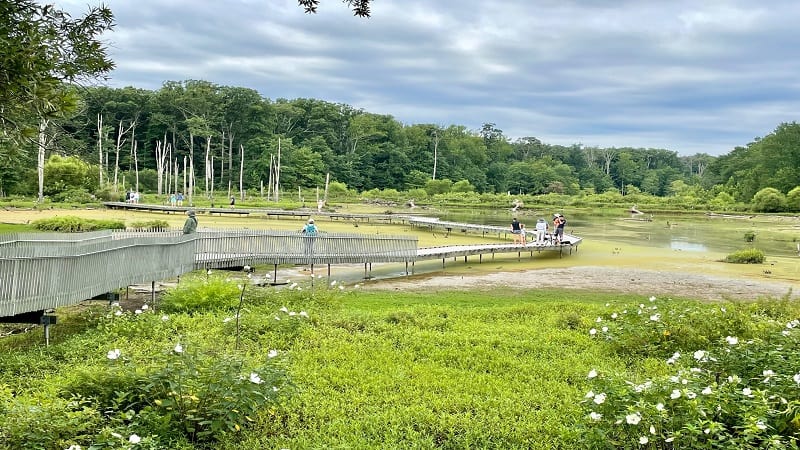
left=2, top=2, right=799, bottom=212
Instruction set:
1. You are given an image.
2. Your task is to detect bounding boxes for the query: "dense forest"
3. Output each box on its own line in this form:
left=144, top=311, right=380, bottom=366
left=2, top=80, right=799, bottom=211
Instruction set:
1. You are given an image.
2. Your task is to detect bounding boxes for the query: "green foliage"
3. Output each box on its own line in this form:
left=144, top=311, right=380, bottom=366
left=51, top=188, right=95, bottom=203
left=0, top=395, right=104, bottom=450
left=31, top=215, right=125, bottom=231
left=578, top=297, right=800, bottom=449
left=752, top=187, right=788, bottom=212
left=424, top=178, right=453, bottom=195
left=744, top=230, right=756, bottom=243
left=128, top=219, right=170, bottom=231
left=44, top=155, right=98, bottom=195
left=159, top=275, right=242, bottom=313
left=725, top=248, right=766, bottom=264
left=787, top=186, right=800, bottom=212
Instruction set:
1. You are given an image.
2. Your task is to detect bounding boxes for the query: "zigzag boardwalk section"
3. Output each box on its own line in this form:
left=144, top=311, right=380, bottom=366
left=0, top=227, right=580, bottom=326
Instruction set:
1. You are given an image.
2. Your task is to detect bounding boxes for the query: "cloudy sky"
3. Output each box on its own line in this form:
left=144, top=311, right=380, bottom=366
left=55, top=0, right=799, bottom=156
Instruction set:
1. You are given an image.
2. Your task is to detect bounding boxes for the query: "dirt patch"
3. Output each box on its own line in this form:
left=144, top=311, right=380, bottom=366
left=365, top=266, right=799, bottom=301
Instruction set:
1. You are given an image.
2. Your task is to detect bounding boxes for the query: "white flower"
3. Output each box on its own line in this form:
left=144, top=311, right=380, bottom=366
left=669, top=375, right=680, bottom=383
left=686, top=391, right=696, bottom=399
left=639, top=436, right=649, bottom=445
left=693, top=350, right=707, bottom=361
left=243, top=265, right=251, bottom=272
left=725, top=336, right=738, bottom=345
left=134, top=309, right=142, bottom=315
left=268, top=349, right=279, bottom=358
left=354, top=284, right=361, bottom=289
left=649, top=296, right=656, bottom=302
left=593, top=393, right=606, bottom=404
left=596, top=317, right=602, bottom=323
left=665, top=437, right=674, bottom=443
left=331, top=280, right=338, bottom=286
left=67, top=445, right=82, bottom=450
left=299, top=311, right=309, bottom=317
left=704, top=428, right=711, bottom=434
left=728, top=374, right=741, bottom=384
left=587, top=369, right=598, bottom=379
left=289, top=311, right=297, bottom=316
left=756, top=421, right=767, bottom=430
left=611, top=313, right=618, bottom=319
left=141, top=304, right=149, bottom=310
left=289, top=283, right=297, bottom=289
left=625, top=412, right=641, bottom=425
left=129, top=434, right=141, bottom=444
left=274, top=316, right=280, bottom=321
left=585, top=390, right=595, bottom=399
left=223, top=317, right=232, bottom=323
left=787, top=320, right=799, bottom=329
left=649, top=425, right=656, bottom=435
left=601, top=326, right=608, bottom=333
left=655, top=403, right=665, bottom=411
left=742, top=387, right=753, bottom=397
left=783, top=330, right=791, bottom=336
left=670, top=389, right=681, bottom=399
left=249, top=372, right=263, bottom=384
left=107, top=349, right=121, bottom=360
left=589, top=328, right=597, bottom=335
left=111, top=432, right=122, bottom=438
left=763, top=370, right=775, bottom=382
left=793, top=373, right=800, bottom=384
left=338, top=285, right=344, bottom=290
left=174, top=343, right=183, bottom=353
left=702, top=386, right=713, bottom=395
left=114, top=310, right=123, bottom=316
left=589, top=411, right=602, bottom=421
left=161, top=315, right=169, bottom=321
left=280, top=306, right=289, bottom=313
left=649, top=314, right=660, bottom=321
left=720, top=307, right=726, bottom=312
left=272, top=386, right=279, bottom=392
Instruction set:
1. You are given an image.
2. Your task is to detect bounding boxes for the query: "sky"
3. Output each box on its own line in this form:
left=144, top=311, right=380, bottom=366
left=53, top=0, right=800, bottom=156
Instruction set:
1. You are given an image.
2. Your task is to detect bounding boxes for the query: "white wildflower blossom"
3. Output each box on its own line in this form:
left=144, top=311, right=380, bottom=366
left=129, top=434, right=141, bottom=444
left=793, top=373, right=800, bottom=384
left=686, top=391, right=696, bottom=399
left=589, top=328, right=597, bottom=336
left=596, top=317, right=602, bottom=323
left=649, top=314, right=660, bottom=321
left=114, top=310, right=123, bottom=316
left=649, top=296, right=656, bottom=302
left=585, top=390, right=595, bottom=399
left=280, top=306, right=289, bottom=313
left=141, top=304, right=149, bottom=310
left=299, top=311, right=309, bottom=317
left=268, top=349, right=279, bottom=358
left=728, top=375, right=741, bottom=384
left=649, top=425, right=656, bottom=435
left=639, top=436, right=649, bottom=445
left=589, top=412, right=602, bottom=421
left=587, top=369, right=598, bottom=379
left=702, top=386, right=713, bottom=395
left=756, top=421, right=767, bottom=430
left=763, top=370, right=775, bottom=383
left=161, top=315, right=169, bottom=321
left=742, top=387, right=753, bottom=397
left=249, top=372, right=263, bottom=384
left=693, top=350, right=707, bottom=361
left=626, top=412, right=642, bottom=425
left=611, top=313, right=618, bottom=319
left=601, top=326, right=608, bottom=333
left=670, top=389, right=681, bottom=399
left=134, top=309, right=142, bottom=315
left=665, top=437, right=674, bottom=443
left=656, top=403, right=665, bottom=412
left=107, top=349, right=121, bottom=360
left=593, top=393, right=606, bottom=404
left=173, top=343, right=183, bottom=353
left=725, top=336, right=739, bottom=345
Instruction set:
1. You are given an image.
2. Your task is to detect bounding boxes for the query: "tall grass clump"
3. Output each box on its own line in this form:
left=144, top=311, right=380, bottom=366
left=725, top=248, right=765, bottom=264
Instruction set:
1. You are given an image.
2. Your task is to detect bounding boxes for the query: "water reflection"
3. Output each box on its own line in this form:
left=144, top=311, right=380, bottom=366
left=669, top=240, right=708, bottom=252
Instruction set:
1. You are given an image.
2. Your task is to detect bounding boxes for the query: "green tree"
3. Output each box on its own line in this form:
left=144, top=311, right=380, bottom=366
left=752, top=187, right=787, bottom=212
left=786, top=186, right=800, bottom=212
left=0, top=1, right=114, bottom=141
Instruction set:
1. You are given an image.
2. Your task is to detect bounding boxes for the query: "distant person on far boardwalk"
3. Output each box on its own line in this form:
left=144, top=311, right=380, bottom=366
left=169, top=193, right=177, bottom=207
left=535, top=218, right=548, bottom=244
left=301, top=218, right=319, bottom=257
left=183, top=210, right=198, bottom=234
left=177, top=192, right=184, bottom=206
left=510, top=217, right=524, bottom=244
left=230, top=195, right=235, bottom=209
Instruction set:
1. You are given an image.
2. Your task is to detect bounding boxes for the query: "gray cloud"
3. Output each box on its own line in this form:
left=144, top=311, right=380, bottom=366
left=54, top=0, right=800, bottom=155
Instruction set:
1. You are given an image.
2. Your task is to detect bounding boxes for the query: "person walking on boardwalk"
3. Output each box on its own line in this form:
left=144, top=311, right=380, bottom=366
left=553, top=213, right=566, bottom=244
left=510, top=217, right=524, bottom=244
left=183, top=210, right=198, bottom=234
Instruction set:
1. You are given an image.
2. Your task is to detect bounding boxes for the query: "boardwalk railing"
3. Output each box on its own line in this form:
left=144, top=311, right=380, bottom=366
left=0, top=229, right=418, bottom=317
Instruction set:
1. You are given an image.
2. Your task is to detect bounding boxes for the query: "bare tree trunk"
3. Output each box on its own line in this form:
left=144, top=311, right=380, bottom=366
left=219, top=130, right=225, bottom=194
left=131, top=140, right=139, bottom=192
left=431, top=130, right=440, bottom=180
left=239, top=144, right=244, bottom=200
left=266, top=155, right=273, bottom=200
left=204, top=136, right=211, bottom=198
left=37, top=118, right=50, bottom=203
left=229, top=130, right=235, bottom=197
left=97, top=114, right=104, bottom=187
left=274, top=137, right=281, bottom=202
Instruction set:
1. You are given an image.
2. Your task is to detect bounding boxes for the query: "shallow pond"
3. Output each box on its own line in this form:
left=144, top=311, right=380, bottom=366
left=436, top=207, right=800, bottom=258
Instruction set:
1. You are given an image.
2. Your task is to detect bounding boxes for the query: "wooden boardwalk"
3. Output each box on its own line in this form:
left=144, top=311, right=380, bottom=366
left=1, top=215, right=581, bottom=321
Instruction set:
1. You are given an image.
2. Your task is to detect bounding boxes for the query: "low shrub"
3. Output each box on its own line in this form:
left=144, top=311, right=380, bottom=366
left=725, top=248, right=765, bottom=264
left=159, top=275, right=243, bottom=313
left=31, top=216, right=125, bottom=232
left=128, top=220, right=170, bottom=231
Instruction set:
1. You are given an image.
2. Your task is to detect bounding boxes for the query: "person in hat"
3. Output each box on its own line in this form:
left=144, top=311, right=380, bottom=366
left=553, top=213, right=566, bottom=244
left=302, top=218, right=318, bottom=235
left=535, top=218, right=548, bottom=244
left=183, top=210, right=198, bottom=234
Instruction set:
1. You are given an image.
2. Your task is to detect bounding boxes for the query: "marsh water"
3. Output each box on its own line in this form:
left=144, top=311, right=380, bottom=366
left=435, top=207, right=800, bottom=258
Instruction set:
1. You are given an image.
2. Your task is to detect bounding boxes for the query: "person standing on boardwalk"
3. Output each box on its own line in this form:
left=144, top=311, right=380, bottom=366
left=510, top=217, right=524, bottom=244
left=535, top=218, right=548, bottom=244
left=183, top=210, right=198, bottom=234
left=553, top=213, right=566, bottom=244
left=229, top=195, right=236, bottom=208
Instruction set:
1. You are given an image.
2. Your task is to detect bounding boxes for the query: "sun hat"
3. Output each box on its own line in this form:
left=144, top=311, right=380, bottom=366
left=188, top=210, right=196, bottom=216
left=308, top=218, right=314, bottom=223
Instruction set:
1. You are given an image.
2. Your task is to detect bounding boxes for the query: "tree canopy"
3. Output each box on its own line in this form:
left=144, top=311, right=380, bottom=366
left=298, top=0, right=373, bottom=17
